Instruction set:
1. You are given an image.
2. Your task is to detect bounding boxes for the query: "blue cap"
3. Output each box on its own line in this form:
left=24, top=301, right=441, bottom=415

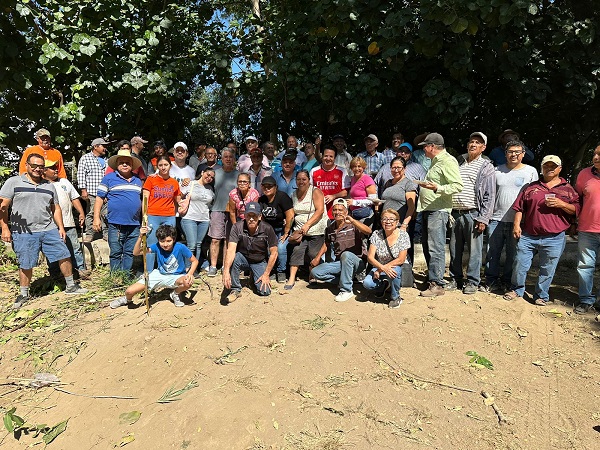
left=398, top=142, right=413, bottom=153
left=245, top=202, right=262, bottom=216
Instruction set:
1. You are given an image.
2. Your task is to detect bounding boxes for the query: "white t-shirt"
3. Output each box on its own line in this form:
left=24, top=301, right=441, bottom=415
left=169, top=164, right=196, bottom=195
left=493, top=164, right=539, bottom=222
left=52, top=178, right=80, bottom=228
left=184, top=182, right=214, bottom=222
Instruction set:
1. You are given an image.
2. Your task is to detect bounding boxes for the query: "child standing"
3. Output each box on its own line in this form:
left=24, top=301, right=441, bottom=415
left=110, top=224, right=198, bottom=308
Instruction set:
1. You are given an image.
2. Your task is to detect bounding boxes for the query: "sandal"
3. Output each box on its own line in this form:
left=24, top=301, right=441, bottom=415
left=503, top=291, right=519, bottom=301
left=284, top=283, right=295, bottom=290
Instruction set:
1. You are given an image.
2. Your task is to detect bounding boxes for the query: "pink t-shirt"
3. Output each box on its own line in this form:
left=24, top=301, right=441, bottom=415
left=575, top=167, right=600, bottom=233
left=229, top=187, right=260, bottom=219
left=349, top=174, right=375, bottom=200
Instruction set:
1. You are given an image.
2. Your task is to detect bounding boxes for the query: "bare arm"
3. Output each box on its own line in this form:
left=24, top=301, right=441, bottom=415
left=301, top=188, right=326, bottom=234
left=403, top=191, right=417, bottom=226
left=92, top=196, right=104, bottom=232
left=0, top=197, right=12, bottom=242
left=513, top=211, right=523, bottom=239
left=72, top=198, right=85, bottom=227
left=53, top=203, right=66, bottom=239
left=228, top=198, right=237, bottom=223
left=221, top=241, right=238, bottom=289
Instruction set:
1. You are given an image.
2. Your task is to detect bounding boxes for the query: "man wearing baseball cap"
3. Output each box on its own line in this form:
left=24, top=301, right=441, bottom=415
left=309, top=198, right=372, bottom=303
left=130, top=136, right=149, bottom=176
left=357, top=134, right=386, bottom=177
left=416, top=133, right=463, bottom=298
left=77, top=137, right=111, bottom=242
left=222, top=202, right=278, bottom=303
left=447, top=132, right=496, bottom=295
left=19, top=128, right=67, bottom=179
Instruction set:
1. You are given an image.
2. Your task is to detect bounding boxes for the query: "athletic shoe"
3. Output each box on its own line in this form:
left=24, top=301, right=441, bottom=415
left=574, top=303, right=593, bottom=315
left=207, top=266, right=218, bottom=277
left=12, top=295, right=30, bottom=310
left=375, top=279, right=390, bottom=299
left=65, top=284, right=88, bottom=295
left=388, top=298, right=403, bottom=309
left=334, top=291, right=355, bottom=302
left=170, top=290, right=184, bottom=307
left=110, top=296, right=131, bottom=309
left=227, top=290, right=241, bottom=303
left=276, top=272, right=287, bottom=283
left=463, top=283, right=478, bottom=295
left=445, top=280, right=458, bottom=291
left=420, top=282, right=445, bottom=297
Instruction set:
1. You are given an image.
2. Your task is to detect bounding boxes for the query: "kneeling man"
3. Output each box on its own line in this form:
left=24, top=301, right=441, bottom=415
left=310, top=198, right=372, bottom=302
left=223, top=202, right=278, bottom=303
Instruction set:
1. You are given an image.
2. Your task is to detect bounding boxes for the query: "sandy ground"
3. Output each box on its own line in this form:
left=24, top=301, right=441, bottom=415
left=1, top=265, right=600, bottom=450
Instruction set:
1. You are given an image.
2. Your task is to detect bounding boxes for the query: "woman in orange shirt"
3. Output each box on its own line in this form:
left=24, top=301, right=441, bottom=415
left=143, top=155, right=182, bottom=270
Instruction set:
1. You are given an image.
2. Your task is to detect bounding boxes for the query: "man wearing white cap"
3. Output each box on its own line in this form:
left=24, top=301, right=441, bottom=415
left=504, top=155, right=579, bottom=306
left=78, top=137, right=110, bottom=242
left=130, top=136, right=149, bottom=177
left=170, top=142, right=195, bottom=193
left=19, top=128, right=67, bottom=179
left=447, top=132, right=496, bottom=294
left=237, top=136, right=270, bottom=172
left=357, top=134, right=386, bottom=177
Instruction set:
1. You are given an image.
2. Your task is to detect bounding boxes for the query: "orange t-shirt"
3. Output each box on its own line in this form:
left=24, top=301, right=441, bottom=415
left=19, top=145, right=67, bottom=178
left=143, top=176, right=181, bottom=216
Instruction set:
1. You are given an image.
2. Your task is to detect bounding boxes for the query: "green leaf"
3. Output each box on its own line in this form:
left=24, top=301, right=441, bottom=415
left=42, top=419, right=69, bottom=445
left=450, top=18, right=469, bottom=34
left=119, top=411, right=141, bottom=425
left=115, top=433, right=135, bottom=447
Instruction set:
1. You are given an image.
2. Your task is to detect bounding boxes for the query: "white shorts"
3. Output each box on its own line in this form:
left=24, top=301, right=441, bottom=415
left=137, top=269, right=183, bottom=291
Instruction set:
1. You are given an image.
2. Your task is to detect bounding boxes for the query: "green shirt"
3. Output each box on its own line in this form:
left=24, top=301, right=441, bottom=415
left=417, top=150, right=463, bottom=213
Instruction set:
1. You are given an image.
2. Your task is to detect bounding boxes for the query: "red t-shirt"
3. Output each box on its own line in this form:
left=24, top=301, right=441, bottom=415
left=575, top=167, right=600, bottom=233
left=143, top=176, right=181, bottom=216
left=311, top=166, right=348, bottom=218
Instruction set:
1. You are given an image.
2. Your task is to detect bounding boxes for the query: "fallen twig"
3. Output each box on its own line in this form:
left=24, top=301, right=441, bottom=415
left=481, top=391, right=512, bottom=425
left=53, top=387, right=136, bottom=399
left=197, top=275, right=214, bottom=301
left=361, top=337, right=476, bottom=393
left=8, top=310, right=45, bottom=332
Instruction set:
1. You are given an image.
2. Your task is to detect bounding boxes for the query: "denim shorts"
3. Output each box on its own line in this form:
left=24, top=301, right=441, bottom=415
left=12, top=229, right=70, bottom=269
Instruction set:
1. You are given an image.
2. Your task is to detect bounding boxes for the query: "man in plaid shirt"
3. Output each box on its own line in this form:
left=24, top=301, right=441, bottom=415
left=78, top=138, right=110, bottom=242
left=357, top=134, right=386, bottom=177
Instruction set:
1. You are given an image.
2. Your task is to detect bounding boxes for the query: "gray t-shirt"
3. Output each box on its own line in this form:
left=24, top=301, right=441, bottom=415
left=212, top=169, right=239, bottom=212
left=492, top=164, right=539, bottom=222
left=0, top=174, right=59, bottom=233
left=381, top=177, right=418, bottom=221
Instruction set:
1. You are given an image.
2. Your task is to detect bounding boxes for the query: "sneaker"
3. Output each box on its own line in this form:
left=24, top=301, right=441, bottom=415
left=65, top=284, right=89, bottom=295
left=574, top=303, right=593, bottom=315
left=420, top=282, right=445, bottom=297
left=534, top=298, right=548, bottom=306
left=200, top=260, right=210, bottom=271
left=334, top=291, right=355, bottom=302
left=207, top=266, right=218, bottom=277
left=276, top=272, right=287, bottom=283
left=110, top=296, right=131, bottom=309
left=170, top=290, right=184, bottom=307
left=375, top=279, right=390, bottom=299
left=388, top=298, right=403, bottom=309
left=445, top=280, right=458, bottom=291
left=270, top=273, right=276, bottom=281
left=463, top=283, right=478, bottom=295
left=12, top=295, right=30, bottom=310
left=227, top=290, right=241, bottom=304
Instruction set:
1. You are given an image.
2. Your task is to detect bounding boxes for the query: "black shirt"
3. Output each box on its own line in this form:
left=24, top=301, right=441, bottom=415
left=228, top=220, right=278, bottom=263
left=258, top=191, right=294, bottom=230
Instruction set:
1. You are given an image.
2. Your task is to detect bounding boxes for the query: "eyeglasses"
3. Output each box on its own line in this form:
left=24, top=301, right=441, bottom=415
left=391, top=166, right=404, bottom=171
left=28, top=163, right=45, bottom=170
left=118, top=161, right=131, bottom=166
left=381, top=218, right=398, bottom=223
left=506, top=150, right=524, bottom=155
left=45, top=166, right=58, bottom=171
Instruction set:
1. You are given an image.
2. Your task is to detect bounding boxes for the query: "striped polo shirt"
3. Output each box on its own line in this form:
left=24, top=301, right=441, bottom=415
left=452, top=157, right=485, bottom=210
left=96, top=171, right=143, bottom=225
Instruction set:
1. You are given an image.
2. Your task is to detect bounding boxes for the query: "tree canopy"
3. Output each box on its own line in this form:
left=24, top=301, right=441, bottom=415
left=1, top=0, right=599, bottom=170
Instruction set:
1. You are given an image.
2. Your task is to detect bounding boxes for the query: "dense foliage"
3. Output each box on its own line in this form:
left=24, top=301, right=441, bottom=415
left=1, top=0, right=599, bottom=170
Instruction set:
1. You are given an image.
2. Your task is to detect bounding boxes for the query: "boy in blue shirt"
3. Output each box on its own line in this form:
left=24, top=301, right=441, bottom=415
left=110, top=224, right=198, bottom=308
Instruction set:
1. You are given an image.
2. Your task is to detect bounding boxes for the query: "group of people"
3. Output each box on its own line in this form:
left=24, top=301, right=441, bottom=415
left=1, top=127, right=599, bottom=316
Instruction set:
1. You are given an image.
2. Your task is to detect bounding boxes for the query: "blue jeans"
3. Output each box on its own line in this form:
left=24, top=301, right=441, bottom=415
left=107, top=223, right=140, bottom=272
left=48, top=227, right=86, bottom=275
left=310, top=251, right=365, bottom=293
left=229, top=253, right=270, bottom=295
left=485, top=220, right=517, bottom=285
left=511, top=232, right=565, bottom=300
left=421, top=210, right=449, bottom=285
left=362, top=266, right=403, bottom=300
left=181, top=218, right=209, bottom=265
left=449, top=210, right=483, bottom=285
left=273, top=228, right=288, bottom=274
left=577, top=231, right=600, bottom=306
left=146, top=215, right=176, bottom=271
